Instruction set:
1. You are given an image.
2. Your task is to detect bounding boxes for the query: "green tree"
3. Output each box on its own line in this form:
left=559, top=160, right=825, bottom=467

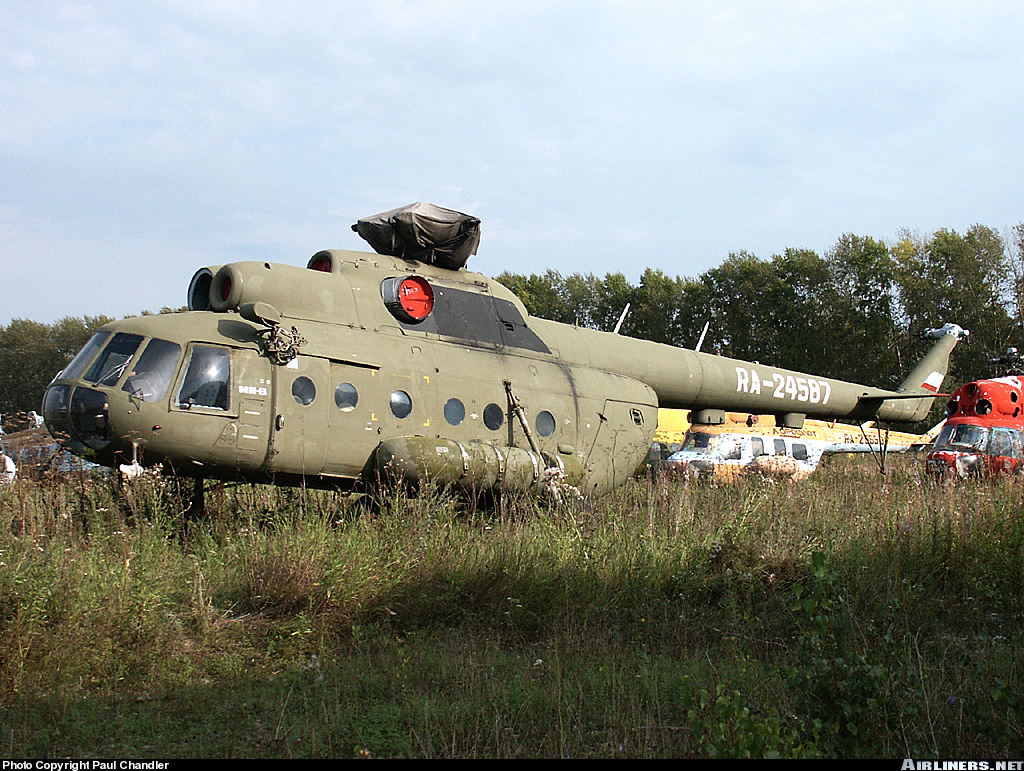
left=701, top=251, right=765, bottom=361
left=496, top=223, right=1024, bottom=400
left=701, top=251, right=797, bottom=366
left=1005, top=223, right=1024, bottom=341
left=0, top=315, right=112, bottom=430
left=824, top=234, right=902, bottom=386
left=770, top=248, right=833, bottom=374
left=894, top=225, right=1014, bottom=383
left=593, top=272, right=636, bottom=334
left=495, top=270, right=603, bottom=327
left=624, top=268, right=685, bottom=346
left=495, top=270, right=568, bottom=323
left=560, top=273, right=602, bottom=329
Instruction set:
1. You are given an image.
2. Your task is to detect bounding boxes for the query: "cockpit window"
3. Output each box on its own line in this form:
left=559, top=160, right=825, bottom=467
left=990, top=428, right=1014, bottom=458
left=932, top=423, right=988, bottom=453
left=84, top=333, right=144, bottom=386
left=176, top=345, right=230, bottom=411
left=60, top=331, right=111, bottom=381
left=682, top=432, right=719, bottom=454
left=121, top=338, right=182, bottom=403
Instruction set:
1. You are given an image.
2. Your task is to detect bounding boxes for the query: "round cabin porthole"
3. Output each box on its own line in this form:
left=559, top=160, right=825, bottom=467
left=335, top=382, right=358, bottom=411
left=292, top=376, right=316, bottom=406
left=535, top=410, right=556, bottom=437
left=391, top=390, right=413, bottom=419
left=483, top=403, right=504, bottom=431
left=444, top=398, right=465, bottom=425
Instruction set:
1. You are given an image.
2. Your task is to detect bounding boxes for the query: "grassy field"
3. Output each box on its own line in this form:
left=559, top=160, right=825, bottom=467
left=0, top=454, right=1020, bottom=758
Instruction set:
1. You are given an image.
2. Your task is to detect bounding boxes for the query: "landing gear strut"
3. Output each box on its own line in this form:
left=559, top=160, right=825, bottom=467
left=185, top=476, right=205, bottom=520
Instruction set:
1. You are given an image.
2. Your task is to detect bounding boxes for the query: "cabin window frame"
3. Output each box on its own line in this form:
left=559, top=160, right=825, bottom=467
left=171, top=343, right=237, bottom=416
left=990, top=427, right=1016, bottom=459
left=444, top=398, right=466, bottom=426
left=390, top=390, right=413, bottom=419
left=334, top=382, right=359, bottom=412
left=59, top=331, right=112, bottom=381
left=84, top=332, right=145, bottom=388
left=121, top=337, right=183, bottom=404
left=291, top=376, right=317, bottom=406
left=1010, top=429, right=1024, bottom=460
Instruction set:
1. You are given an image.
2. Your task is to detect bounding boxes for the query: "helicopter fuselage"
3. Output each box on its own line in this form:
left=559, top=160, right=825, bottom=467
left=42, top=248, right=965, bottom=498
left=926, top=376, right=1024, bottom=479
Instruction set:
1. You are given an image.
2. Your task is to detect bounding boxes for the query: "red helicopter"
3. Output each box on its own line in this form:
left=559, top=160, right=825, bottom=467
left=926, top=348, right=1024, bottom=479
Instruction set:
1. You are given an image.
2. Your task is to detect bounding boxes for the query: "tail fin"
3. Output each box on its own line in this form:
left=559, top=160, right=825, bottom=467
left=891, top=323, right=968, bottom=422
left=898, top=323, right=969, bottom=393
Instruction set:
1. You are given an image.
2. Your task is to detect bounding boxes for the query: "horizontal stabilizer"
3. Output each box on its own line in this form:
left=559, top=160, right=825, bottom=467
left=858, top=391, right=950, bottom=401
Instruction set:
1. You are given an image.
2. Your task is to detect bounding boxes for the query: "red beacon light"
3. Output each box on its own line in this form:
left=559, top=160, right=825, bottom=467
left=381, top=275, right=434, bottom=324
left=308, top=253, right=333, bottom=272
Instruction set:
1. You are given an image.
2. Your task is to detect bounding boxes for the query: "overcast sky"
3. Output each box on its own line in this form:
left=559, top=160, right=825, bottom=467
left=2, top=1, right=1023, bottom=325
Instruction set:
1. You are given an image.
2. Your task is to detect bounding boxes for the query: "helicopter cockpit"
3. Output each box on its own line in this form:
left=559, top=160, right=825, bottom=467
left=42, top=329, right=234, bottom=457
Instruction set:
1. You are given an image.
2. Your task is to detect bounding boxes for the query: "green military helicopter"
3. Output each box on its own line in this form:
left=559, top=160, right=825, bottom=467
left=43, top=203, right=966, bottom=506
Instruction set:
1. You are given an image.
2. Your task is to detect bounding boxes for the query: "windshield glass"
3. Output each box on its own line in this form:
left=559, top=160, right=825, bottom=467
left=932, top=423, right=989, bottom=453
left=121, top=338, right=182, bottom=403
left=990, top=428, right=1012, bottom=457
left=176, top=345, right=230, bottom=411
left=681, top=432, right=720, bottom=455
left=84, top=333, right=144, bottom=386
left=59, top=331, right=111, bottom=381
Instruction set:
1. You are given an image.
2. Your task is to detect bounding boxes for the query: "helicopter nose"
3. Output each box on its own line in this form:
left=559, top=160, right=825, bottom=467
left=42, top=384, right=73, bottom=442
left=43, top=384, right=112, bottom=451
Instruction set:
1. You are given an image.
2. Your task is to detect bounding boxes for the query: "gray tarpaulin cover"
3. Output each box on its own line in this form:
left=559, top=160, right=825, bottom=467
left=352, top=201, right=479, bottom=270
left=352, top=202, right=481, bottom=270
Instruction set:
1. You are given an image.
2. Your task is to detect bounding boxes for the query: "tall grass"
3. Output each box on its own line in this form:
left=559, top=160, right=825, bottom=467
left=0, top=455, right=1020, bottom=758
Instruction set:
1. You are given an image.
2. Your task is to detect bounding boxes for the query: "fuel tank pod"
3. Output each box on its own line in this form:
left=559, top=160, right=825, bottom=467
left=374, top=437, right=584, bottom=494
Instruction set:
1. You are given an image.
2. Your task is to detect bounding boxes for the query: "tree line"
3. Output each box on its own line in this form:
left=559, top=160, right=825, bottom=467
left=2, top=224, right=1022, bottom=432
